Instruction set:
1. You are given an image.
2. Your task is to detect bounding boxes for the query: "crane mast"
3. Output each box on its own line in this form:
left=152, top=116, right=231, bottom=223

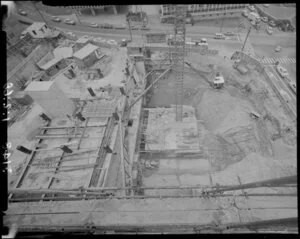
left=172, top=5, right=187, bottom=121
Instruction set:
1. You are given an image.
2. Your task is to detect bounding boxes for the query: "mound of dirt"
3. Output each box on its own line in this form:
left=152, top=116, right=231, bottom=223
left=196, top=90, right=238, bottom=132
left=25, top=116, right=44, bottom=141
left=215, top=102, right=252, bottom=134
left=57, top=120, right=67, bottom=126
left=212, top=152, right=297, bottom=185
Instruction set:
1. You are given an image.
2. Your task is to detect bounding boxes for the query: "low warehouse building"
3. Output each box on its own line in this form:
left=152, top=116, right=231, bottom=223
left=11, top=91, right=33, bottom=106
left=39, top=57, right=68, bottom=76
left=22, top=22, right=51, bottom=39
left=73, top=43, right=100, bottom=69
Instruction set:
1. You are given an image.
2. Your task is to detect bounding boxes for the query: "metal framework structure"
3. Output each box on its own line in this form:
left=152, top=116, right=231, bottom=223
left=7, top=175, right=297, bottom=202
left=118, top=98, right=132, bottom=196
left=172, top=5, right=187, bottom=121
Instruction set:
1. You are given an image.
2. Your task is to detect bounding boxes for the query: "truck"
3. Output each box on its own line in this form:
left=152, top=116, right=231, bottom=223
left=248, top=12, right=260, bottom=23
left=213, top=73, right=225, bottom=89
left=214, top=33, right=225, bottom=40
left=167, top=34, right=185, bottom=45
left=233, top=60, right=248, bottom=75
left=191, top=37, right=208, bottom=47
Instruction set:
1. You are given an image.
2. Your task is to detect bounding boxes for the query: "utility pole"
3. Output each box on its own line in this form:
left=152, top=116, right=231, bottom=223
left=220, top=5, right=227, bottom=33
left=126, top=17, right=133, bottom=42
left=32, top=2, right=47, bottom=24
left=172, top=5, right=187, bottom=122
left=241, top=26, right=251, bottom=52
left=74, top=10, right=82, bottom=25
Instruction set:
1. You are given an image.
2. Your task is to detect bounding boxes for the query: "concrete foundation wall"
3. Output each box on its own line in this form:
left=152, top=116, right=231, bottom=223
left=25, top=81, right=75, bottom=118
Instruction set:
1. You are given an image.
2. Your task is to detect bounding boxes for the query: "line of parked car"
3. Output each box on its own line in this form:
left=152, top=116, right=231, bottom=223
left=17, top=8, right=150, bottom=31
left=213, top=31, right=236, bottom=40
left=275, top=63, right=296, bottom=94
left=51, top=15, right=151, bottom=31
left=242, top=5, right=277, bottom=31
left=242, top=5, right=295, bottom=34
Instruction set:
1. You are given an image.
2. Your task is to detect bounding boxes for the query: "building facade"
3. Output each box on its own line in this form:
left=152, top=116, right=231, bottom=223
left=23, top=22, right=51, bottom=39
left=73, top=43, right=100, bottom=69
left=160, top=4, right=246, bottom=22
left=65, top=5, right=118, bottom=16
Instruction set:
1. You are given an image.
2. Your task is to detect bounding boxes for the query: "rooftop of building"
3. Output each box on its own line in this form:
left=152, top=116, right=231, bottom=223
left=53, top=46, right=73, bottom=59
left=25, top=81, right=55, bottom=92
left=40, top=57, right=63, bottom=70
left=26, top=22, right=47, bottom=32
left=73, top=43, right=99, bottom=60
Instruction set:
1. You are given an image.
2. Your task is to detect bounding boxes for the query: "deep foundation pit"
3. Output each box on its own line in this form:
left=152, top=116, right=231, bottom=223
left=138, top=51, right=297, bottom=196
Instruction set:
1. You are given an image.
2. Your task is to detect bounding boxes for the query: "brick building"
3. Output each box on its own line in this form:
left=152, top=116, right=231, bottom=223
left=160, top=4, right=246, bottom=23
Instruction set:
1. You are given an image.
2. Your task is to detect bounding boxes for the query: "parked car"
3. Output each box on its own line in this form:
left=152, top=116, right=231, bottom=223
left=233, top=60, right=248, bottom=75
left=64, top=19, right=75, bottom=25
left=266, top=27, right=273, bottom=35
left=276, top=65, right=289, bottom=78
left=214, top=33, right=225, bottom=39
left=119, top=39, right=130, bottom=47
left=131, top=26, right=139, bottom=30
left=269, top=21, right=276, bottom=27
left=224, top=31, right=235, bottom=36
left=115, top=24, right=127, bottom=29
left=289, top=81, right=296, bottom=93
left=275, top=45, right=282, bottom=52
left=242, top=10, right=249, bottom=17
left=18, top=9, right=27, bottom=16
left=141, top=26, right=150, bottom=31
left=66, top=31, right=76, bottom=39
left=102, top=23, right=113, bottom=29
left=52, top=16, right=61, bottom=22
left=89, top=22, right=98, bottom=28
left=248, top=5, right=255, bottom=12
left=200, top=38, right=207, bottom=43
left=261, top=17, right=268, bottom=22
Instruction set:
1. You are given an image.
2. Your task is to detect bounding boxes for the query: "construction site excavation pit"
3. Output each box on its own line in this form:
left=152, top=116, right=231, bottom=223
left=138, top=51, right=296, bottom=197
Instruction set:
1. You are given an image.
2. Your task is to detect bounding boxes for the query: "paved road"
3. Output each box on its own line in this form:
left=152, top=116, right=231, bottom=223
left=14, top=3, right=296, bottom=50
left=257, top=57, right=296, bottom=65
left=14, top=12, right=241, bottom=45
left=265, top=66, right=296, bottom=118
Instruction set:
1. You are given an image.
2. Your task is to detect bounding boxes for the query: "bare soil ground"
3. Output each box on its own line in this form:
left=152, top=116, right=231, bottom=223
left=142, top=49, right=296, bottom=189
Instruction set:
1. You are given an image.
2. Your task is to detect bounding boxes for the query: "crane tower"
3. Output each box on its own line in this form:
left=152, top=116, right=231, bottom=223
left=172, top=5, right=187, bottom=121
